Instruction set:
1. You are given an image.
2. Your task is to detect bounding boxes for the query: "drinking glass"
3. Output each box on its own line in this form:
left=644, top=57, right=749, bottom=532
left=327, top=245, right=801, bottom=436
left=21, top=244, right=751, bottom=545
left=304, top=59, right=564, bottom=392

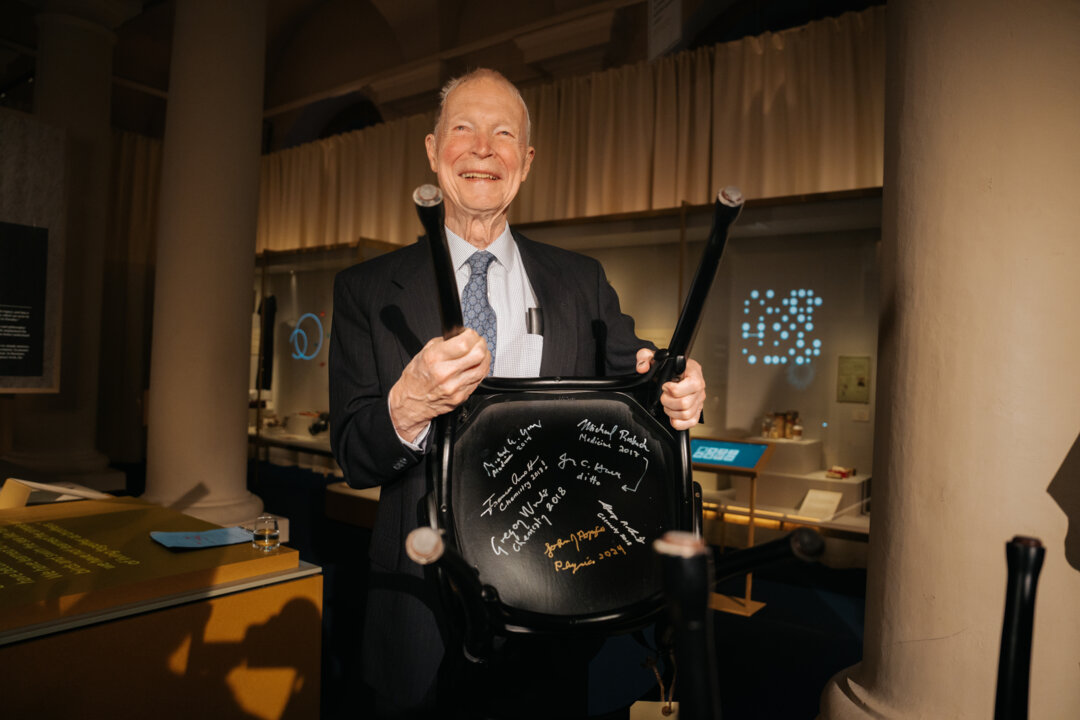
left=252, top=514, right=280, bottom=552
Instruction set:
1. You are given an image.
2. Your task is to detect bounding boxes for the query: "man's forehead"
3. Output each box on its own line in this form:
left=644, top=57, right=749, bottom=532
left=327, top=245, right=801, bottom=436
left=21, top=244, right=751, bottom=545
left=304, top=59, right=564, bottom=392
left=442, top=78, right=525, bottom=124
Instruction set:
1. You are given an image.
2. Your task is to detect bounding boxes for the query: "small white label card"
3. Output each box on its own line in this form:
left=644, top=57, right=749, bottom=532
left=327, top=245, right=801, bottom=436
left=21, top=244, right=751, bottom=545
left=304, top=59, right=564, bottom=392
left=630, top=700, right=679, bottom=719
left=797, top=489, right=844, bottom=520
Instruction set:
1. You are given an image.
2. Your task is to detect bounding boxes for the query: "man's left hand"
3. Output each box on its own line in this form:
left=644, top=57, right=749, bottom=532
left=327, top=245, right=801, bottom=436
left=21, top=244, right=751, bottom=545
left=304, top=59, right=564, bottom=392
left=636, top=348, right=706, bottom=430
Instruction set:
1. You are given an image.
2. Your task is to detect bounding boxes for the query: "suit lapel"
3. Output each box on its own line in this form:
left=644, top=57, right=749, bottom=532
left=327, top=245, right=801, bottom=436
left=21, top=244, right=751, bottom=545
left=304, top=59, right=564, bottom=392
left=515, top=232, right=577, bottom=376
left=388, top=233, right=581, bottom=376
left=386, top=239, right=442, bottom=367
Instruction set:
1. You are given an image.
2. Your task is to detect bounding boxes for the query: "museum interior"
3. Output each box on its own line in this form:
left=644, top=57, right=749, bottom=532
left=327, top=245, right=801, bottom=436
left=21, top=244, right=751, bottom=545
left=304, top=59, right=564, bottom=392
left=0, top=0, right=1077, bottom=718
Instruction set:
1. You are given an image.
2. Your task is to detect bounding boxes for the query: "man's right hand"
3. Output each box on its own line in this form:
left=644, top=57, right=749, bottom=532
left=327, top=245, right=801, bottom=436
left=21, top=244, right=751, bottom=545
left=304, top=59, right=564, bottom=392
left=388, top=329, right=491, bottom=443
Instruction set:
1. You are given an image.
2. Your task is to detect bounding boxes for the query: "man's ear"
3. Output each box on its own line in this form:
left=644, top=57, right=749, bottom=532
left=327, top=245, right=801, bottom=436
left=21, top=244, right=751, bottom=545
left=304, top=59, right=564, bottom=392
left=425, top=133, right=438, bottom=173
left=520, top=146, right=535, bottom=182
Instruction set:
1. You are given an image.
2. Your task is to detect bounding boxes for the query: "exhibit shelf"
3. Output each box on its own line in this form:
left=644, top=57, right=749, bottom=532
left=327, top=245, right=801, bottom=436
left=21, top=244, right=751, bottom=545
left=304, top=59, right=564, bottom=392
left=517, top=187, right=882, bottom=251
left=701, top=490, right=870, bottom=540
left=248, top=428, right=341, bottom=476
left=761, top=470, right=870, bottom=484
left=724, top=469, right=871, bottom=519
left=250, top=428, right=334, bottom=456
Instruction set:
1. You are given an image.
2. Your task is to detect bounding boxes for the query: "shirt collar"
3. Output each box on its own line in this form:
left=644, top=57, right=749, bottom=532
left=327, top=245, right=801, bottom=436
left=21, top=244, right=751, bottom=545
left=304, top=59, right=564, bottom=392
left=446, top=223, right=516, bottom=273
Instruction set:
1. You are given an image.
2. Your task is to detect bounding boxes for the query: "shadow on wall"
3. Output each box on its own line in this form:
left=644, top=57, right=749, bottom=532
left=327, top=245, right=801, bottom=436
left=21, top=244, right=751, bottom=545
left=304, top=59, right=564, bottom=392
left=1047, top=431, right=1080, bottom=572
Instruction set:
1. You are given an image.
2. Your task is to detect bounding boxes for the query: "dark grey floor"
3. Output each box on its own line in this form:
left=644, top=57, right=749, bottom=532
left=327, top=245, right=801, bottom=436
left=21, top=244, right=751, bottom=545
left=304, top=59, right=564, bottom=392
left=238, top=461, right=865, bottom=719
left=113, top=460, right=864, bottom=718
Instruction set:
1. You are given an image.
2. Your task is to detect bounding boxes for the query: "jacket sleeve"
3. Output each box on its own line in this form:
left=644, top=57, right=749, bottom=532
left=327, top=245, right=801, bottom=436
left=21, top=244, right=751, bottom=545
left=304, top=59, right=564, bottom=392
left=329, top=269, right=425, bottom=489
left=593, top=260, right=656, bottom=376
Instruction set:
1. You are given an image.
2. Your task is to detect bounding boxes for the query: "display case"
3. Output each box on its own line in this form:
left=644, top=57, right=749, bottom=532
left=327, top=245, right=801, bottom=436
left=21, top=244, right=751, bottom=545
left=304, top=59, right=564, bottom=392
left=517, top=188, right=881, bottom=553
left=248, top=239, right=396, bottom=476
left=249, top=189, right=881, bottom=553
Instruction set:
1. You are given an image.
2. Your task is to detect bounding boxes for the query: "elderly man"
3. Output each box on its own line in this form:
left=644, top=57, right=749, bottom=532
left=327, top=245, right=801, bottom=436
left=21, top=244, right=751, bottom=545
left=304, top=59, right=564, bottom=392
left=329, top=68, right=705, bottom=717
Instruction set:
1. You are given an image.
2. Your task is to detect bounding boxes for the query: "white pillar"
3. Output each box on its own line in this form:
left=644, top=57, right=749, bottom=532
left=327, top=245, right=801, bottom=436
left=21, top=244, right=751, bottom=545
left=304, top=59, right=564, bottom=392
left=820, top=0, right=1080, bottom=718
left=4, top=1, right=139, bottom=489
left=143, top=0, right=267, bottom=526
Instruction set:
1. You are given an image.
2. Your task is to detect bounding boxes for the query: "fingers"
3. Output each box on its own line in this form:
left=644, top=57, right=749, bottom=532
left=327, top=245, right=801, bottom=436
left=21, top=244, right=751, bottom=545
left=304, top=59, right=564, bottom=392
left=661, top=358, right=705, bottom=430
left=389, top=332, right=491, bottom=439
left=440, top=329, right=489, bottom=362
left=423, top=332, right=488, bottom=377
left=416, top=331, right=490, bottom=400
left=635, top=347, right=655, bottom=374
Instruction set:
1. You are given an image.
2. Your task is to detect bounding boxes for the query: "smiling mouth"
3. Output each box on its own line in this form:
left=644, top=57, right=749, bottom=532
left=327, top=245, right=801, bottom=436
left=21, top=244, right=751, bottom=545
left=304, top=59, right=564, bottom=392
left=460, top=172, right=500, bottom=180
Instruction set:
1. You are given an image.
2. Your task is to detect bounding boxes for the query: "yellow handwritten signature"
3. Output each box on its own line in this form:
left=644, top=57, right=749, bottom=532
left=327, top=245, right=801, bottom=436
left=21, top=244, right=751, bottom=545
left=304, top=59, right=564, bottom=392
left=552, top=544, right=628, bottom=574
left=543, top=525, right=606, bottom=559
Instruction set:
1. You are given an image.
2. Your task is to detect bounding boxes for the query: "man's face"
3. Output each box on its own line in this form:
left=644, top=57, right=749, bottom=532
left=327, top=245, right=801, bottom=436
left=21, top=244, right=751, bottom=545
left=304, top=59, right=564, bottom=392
left=425, top=77, right=534, bottom=226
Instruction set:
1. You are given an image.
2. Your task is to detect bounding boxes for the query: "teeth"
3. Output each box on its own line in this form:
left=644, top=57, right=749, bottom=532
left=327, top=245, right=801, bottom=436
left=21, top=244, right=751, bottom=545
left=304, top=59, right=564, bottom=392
left=461, top=172, right=498, bottom=180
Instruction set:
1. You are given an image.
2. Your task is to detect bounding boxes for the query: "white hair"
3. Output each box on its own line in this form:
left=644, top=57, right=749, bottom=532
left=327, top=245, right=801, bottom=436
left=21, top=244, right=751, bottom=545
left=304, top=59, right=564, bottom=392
left=433, top=68, right=532, bottom=144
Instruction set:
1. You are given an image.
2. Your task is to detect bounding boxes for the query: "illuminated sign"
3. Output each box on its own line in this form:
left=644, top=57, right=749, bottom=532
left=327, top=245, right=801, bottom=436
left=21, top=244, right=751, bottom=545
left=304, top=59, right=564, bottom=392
left=740, top=288, right=823, bottom=367
left=690, top=438, right=769, bottom=471
left=289, top=313, right=324, bottom=360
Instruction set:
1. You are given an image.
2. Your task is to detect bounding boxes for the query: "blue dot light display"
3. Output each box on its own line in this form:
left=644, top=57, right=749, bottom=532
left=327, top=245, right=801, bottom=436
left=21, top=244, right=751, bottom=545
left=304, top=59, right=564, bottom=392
left=740, top=289, right=822, bottom=366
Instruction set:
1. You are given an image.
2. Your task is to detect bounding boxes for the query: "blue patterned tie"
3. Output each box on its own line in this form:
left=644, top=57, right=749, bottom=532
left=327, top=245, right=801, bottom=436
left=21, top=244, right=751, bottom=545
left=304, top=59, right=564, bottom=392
left=463, top=251, right=497, bottom=374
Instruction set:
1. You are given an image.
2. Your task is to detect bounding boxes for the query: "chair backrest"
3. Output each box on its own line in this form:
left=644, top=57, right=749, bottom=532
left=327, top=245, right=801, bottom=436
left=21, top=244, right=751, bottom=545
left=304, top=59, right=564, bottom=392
left=414, top=185, right=744, bottom=635
left=430, top=380, right=690, bottom=632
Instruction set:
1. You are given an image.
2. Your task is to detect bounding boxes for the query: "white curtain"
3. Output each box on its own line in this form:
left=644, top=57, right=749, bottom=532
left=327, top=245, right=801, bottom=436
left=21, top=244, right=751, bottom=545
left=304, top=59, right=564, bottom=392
left=255, top=7, right=885, bottom=250
left=708, top=8, right=886, bottom=199
left=111, top=8, right=886, bottom=252
left=99, top=130, right=162, bottom=462
left=256, top=112, right=437, bottom=252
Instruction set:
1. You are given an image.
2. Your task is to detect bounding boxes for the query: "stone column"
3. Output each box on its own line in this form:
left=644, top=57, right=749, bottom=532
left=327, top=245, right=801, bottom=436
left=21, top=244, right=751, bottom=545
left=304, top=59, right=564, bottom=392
left=3, top=1, right=139, bottom=489
left=820, top=0, right=1080, bottom=718
left=142, top=0, right=266, bottom=526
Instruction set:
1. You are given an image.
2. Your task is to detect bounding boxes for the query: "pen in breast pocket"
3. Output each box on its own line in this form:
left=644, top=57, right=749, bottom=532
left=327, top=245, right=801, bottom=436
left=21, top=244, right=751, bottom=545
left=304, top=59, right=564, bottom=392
left=526, top=307, right=543, bottom=336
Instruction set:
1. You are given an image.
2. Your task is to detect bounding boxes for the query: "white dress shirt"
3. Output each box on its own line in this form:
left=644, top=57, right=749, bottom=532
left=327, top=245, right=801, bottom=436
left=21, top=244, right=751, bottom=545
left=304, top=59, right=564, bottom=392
left=396, top=222, right=543, bottom=450
left=446, top=223, right=542, bottom=378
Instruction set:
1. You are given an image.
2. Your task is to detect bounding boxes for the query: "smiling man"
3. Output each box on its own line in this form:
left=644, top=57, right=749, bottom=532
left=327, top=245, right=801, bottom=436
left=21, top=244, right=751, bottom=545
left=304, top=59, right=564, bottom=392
left=425, top=73, right=534, bottom=249
left=329, top=68, right=706, bottom=717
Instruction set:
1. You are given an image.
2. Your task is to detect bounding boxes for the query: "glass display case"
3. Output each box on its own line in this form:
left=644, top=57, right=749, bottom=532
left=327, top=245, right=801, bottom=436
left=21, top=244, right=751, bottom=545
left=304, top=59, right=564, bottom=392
left=518, top=187, right=882, bottom=554
left=249, top=188, right=881, bottom=555
left=249, top=239, right=395, bottom=476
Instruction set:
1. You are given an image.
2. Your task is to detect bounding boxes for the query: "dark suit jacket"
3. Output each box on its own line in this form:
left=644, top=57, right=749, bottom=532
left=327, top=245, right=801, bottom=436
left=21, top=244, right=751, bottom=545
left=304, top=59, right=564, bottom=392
left=328, top=230, right=649, bottom=709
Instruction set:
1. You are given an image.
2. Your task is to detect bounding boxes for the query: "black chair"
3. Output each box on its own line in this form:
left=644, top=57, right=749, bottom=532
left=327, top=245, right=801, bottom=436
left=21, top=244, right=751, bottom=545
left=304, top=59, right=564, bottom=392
left=407, top=184, right=745, bottom=663
left=651, top=532, right=1047, bottom=720
left=653, top=528, right=825, bottom=719
left=995, top=536, right=1045, bottom=720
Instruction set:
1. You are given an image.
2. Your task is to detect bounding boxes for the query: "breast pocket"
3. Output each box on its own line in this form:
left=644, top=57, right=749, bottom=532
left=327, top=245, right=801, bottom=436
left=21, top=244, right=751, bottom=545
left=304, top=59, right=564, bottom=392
left=523, top=333, right=544, bottom=375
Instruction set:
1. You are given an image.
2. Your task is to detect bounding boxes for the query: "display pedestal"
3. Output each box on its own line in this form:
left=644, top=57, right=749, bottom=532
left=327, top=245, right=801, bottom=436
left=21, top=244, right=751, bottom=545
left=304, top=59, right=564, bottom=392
left=730, top=470, right=870, bottom=514
left=710, top=590, right=766, bottom=617
left=760, top=437, right=824, bottom=474
left=690, top=437, right=775, bottom=617
left=0, top=497, right=322, bottom=718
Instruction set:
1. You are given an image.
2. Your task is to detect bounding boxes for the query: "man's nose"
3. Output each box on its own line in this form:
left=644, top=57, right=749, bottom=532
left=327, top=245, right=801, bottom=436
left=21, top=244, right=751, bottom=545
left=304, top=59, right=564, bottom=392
left=471, top=133, right=493, bottom=157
